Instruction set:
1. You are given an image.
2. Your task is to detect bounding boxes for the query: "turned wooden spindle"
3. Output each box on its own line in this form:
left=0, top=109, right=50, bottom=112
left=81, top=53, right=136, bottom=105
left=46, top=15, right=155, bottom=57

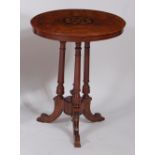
left=72, top=42, right=81, bottom=147
left=82, top=42, right=90, bottom=98
left=56, top=41, right=66, bottom=97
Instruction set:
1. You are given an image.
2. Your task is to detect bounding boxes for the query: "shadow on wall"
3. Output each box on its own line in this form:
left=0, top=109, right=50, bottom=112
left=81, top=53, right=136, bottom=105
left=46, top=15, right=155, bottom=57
left=20, top=28, right=71, bottom=122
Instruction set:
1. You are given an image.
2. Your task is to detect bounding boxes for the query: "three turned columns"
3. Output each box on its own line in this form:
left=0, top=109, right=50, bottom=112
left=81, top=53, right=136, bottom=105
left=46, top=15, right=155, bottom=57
left=37, top=41, right=104, bottom=147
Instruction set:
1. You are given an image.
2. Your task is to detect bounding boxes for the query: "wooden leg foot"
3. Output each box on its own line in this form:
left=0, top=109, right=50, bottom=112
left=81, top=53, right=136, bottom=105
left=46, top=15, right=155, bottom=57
left=82, top=97, right=105, bottom=122
left=37, top=113, right=52, bottom=123
left=37, top=96, right=63, bottom=123
left=74, top=134, right=81, bottom=147
left=73, top=112, right=81, bottom=148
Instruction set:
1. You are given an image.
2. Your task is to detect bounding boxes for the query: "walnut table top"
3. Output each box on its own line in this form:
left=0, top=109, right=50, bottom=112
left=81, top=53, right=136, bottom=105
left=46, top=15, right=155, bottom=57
left=31, top=9, right=126, bottom=42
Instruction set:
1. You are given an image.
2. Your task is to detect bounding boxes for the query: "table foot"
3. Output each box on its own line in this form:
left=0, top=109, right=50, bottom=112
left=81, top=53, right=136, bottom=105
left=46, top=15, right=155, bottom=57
left=82, top=96, right=105, bottom=122
left=74, top=134, right=81, bottom=147
left=37, top=96, right=63, bottom=123
left=73, top=114, right=81, bottom=148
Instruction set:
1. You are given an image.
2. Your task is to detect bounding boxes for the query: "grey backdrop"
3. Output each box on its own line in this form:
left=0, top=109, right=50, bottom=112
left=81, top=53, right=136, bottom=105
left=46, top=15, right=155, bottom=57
left=21, top=0, right=135, bottom=155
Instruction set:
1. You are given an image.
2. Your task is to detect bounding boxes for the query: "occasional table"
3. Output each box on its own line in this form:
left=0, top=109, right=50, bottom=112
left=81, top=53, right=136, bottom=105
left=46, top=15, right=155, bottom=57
left=31, top=9, right=126, bottom=147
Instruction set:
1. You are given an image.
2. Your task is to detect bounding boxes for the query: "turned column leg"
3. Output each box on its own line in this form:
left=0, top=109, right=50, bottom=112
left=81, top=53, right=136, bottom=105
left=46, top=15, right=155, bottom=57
left=37, top=41, right=65, bottom=123
left=72, top=42, right=81, bottom=147
left=82, top=42, right=105, bottom=122
left=82, top=42, right=90, bottom=98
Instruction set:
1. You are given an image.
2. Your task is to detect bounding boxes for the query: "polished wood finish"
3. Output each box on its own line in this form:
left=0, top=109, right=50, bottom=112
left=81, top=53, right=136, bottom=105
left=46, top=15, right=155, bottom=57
left=31, top=9, right=126, bottom=42
left=83, top=42, right=90, bottom=98
left=82, top=42, right=105, bottom=122
left=72, top=42, right=82, bottom=147
left=31, top=9, right=126, bottom=147
left=37, top=41, right=66, bottom=123
left=37, top=42, right=104, bottom=147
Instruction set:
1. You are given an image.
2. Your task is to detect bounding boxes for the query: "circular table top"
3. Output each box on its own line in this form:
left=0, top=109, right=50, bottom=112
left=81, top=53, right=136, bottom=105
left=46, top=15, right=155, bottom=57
left=31, top=9, right=126, bottom=42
